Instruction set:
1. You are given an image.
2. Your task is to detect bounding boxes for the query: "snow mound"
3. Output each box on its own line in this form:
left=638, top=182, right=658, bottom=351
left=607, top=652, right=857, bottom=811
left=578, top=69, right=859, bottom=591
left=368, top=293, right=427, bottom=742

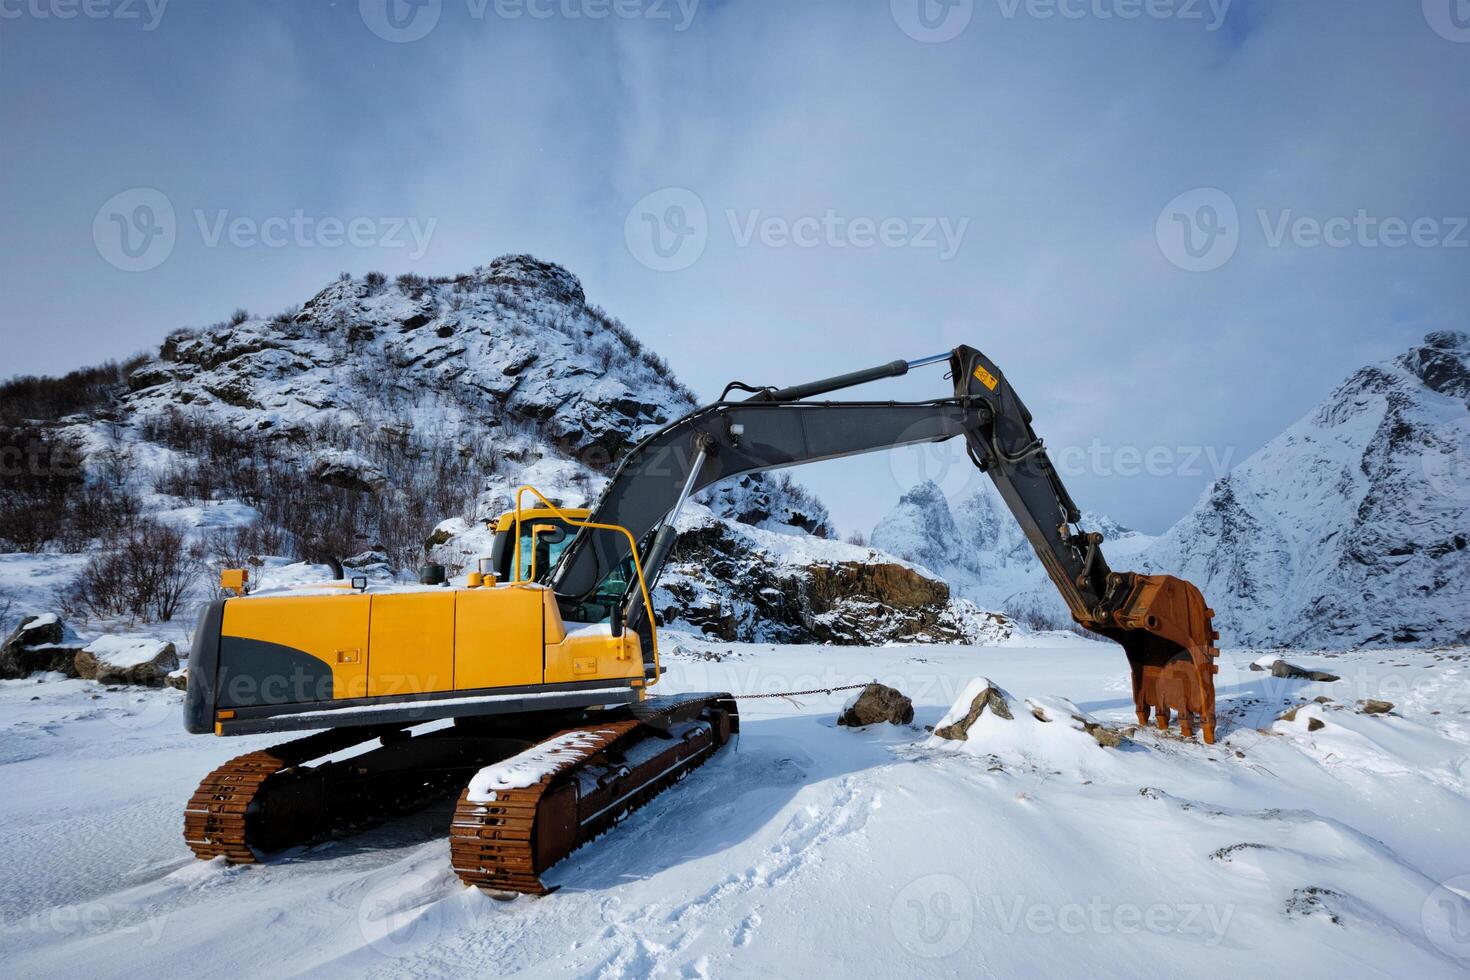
left=929, top=677, right=1117, bottom=772
left=82, top=635, right=172, bottom=668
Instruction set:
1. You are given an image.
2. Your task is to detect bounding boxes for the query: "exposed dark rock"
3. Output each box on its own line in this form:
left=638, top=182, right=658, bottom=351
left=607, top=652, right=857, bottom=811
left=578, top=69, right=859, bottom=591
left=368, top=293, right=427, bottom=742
left=484, top=254, right=586, bottom=306
left=0, top=615, right=83, bottom=679
left=934, top=682, right=1012, bottom=741
left=1284, top=887, right=1344, bottom=925
left=655, top=520, right=1003, bottom=645
left=1270, top=661, right=1341, bottom=683
left=1357, top=699, right=1394, bottom=715
left=310, top=452, right=386, bottom=493
left=837, top=683, right=914, bottom=727
left=1028, top=699, right=1128, bottom=747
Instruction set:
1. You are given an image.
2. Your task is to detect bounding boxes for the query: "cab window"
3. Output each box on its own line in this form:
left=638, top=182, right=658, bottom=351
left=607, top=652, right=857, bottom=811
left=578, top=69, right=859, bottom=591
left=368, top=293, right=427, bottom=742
left=513, top=521, right=575, bottom=582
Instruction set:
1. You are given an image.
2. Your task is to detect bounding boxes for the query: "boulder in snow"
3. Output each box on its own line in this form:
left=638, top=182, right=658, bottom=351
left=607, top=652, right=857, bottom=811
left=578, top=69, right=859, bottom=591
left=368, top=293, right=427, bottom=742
left=933, top=679, right=1013, bottom=740
left=0, top=614, right=83, bottom=679
left=837, top=683, right=914, bottom=727
left=1270, top=660, right=1341, bottom=683
left=1357, top=699, right=1394, bottom=715
left=309, top=449, right=387, bottom=493
left=75, top=636, right=179, bottom=687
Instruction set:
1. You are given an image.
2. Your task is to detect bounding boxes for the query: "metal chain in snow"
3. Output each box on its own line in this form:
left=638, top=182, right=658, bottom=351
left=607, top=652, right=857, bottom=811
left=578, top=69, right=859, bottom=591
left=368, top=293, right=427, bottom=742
left=731, top=681, right=873, bottom=702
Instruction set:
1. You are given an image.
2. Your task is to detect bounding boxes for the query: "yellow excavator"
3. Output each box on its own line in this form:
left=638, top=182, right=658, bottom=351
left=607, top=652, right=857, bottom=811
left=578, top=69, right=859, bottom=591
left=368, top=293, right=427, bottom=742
left=182, top=345, right=1220, bottom=895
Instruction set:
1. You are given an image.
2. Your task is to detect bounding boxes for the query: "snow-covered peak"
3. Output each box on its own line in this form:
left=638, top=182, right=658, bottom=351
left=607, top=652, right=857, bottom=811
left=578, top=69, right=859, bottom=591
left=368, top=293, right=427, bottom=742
left=869, top=480, right=960, bottom=573
left=1142, top=331, right=1470, bottom=648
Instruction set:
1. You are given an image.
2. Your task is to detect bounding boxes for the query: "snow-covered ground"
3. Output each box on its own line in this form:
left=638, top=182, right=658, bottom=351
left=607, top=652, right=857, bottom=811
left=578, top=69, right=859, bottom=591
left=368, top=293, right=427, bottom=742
left=3, top=634, right=1469, bottom=978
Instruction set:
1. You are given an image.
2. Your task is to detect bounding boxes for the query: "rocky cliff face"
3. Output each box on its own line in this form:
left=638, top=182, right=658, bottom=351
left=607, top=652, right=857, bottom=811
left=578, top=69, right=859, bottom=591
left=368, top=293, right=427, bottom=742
left=654, top=507, right=1012, bottom=646
left=1140, top=331, right=1470, bottom=648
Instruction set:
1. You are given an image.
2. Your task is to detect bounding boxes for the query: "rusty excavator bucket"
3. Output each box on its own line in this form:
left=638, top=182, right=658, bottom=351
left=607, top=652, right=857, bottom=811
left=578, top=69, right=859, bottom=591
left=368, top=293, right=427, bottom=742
left=1083, top=574, right=1221, bottom=744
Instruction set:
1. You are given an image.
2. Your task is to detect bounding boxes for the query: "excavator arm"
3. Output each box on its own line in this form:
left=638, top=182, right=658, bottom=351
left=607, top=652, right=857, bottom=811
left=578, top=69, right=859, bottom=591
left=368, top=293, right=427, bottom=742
left=550, top=345, right=1220, bottom=742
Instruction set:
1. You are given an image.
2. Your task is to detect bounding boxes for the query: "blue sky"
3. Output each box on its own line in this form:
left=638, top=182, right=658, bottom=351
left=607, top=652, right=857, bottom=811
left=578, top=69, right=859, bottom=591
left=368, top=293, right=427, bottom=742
left=2, top=0, right=1467, bottom=535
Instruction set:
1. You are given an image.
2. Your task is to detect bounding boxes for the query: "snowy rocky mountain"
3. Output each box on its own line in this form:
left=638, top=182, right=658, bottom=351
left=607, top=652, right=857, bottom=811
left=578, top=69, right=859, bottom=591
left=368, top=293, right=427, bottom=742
left=871, top=331, right=1470, bottom=649
left=870, top=479, right=1154, bottom=629
left=0, top=256, right=999, bottom=647
left=1141, top=330, right=1470, bottom=648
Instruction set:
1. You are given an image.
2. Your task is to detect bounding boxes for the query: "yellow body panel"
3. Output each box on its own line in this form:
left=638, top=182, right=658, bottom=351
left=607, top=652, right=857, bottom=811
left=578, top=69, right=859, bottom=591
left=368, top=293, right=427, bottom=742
left=544, top=623, right=642, bottom=685
left=453, top=585, right=545, bottom=690
left=221, top=594, right=372, bottom=701
left=367, top=592, right=456, bottom=697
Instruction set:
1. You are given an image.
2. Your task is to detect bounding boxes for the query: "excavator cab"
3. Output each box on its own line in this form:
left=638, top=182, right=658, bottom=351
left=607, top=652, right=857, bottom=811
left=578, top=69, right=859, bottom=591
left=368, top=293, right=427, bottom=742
left=487, top=507, right=636, bottom=625
left=488, top=507, right=589, bottom=584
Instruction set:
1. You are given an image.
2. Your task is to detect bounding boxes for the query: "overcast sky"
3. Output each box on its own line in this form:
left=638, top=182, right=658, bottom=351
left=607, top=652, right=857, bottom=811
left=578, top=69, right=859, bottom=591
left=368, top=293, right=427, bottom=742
left=2, top=0, right=1467, bottom=535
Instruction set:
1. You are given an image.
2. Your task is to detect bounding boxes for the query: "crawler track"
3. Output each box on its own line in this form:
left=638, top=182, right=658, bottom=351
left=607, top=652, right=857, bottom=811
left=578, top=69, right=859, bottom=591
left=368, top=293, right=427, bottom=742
left=449, top=694, right=738, bottom=896
left=184, top=724, right=537, bottom=863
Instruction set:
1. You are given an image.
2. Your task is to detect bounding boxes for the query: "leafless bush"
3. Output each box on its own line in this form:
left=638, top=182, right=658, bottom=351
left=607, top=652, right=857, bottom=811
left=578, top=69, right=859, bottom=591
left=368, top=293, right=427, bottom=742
left=0, top=425, right=86, bottom=552
left=56, top=481, right=143, bottom=553
left=270, top=305, right=301, bottom=326
left=0, top=357, right=145, bottom=426
left=65, top=518, right=203, bottom=623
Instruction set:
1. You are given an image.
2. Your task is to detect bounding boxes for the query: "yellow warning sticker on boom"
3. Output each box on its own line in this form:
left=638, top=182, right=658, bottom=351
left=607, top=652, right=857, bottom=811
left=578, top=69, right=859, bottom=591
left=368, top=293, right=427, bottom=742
left=973, top=364, right=999, bottom=390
